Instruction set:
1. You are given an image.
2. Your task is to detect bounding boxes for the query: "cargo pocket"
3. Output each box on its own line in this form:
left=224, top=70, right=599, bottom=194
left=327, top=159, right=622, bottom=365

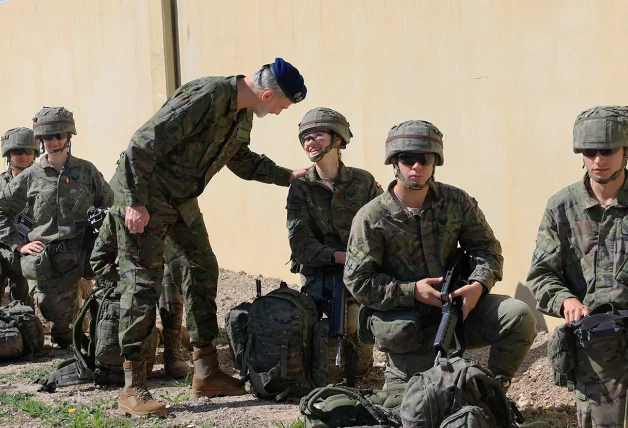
left=370, top=310, right=422, bottom=353
left=20, top=249, right=52, bottom=281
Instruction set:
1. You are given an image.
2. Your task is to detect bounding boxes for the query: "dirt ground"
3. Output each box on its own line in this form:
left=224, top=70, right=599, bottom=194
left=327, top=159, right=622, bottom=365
left=0, top=268, right=578, bottom=427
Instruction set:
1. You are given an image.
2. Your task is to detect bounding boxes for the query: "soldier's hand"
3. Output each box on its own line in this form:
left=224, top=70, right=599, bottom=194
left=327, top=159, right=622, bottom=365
left=333, top=251, right=347, bottom=264
left=449, top=281, right=484, bottom=320
left=17, top=241, right=45, bottom=255
left=414, top=277, right=444, bottom=307
left=289, top=168, right=309, bottom=185
left=562, top=298, right=590, bottom=325
left=125, top=205, right=150, bottom=234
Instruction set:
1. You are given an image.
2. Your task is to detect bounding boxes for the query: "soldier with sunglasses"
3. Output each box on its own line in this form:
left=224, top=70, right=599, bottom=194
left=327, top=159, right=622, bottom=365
left=527, top=106, right=628, bottom=427
left=0, top=127, right=40, bottom=306
left=0, top=107, right=113, bottom=347
left=344, top=119, right=536, bottom=388
left=286, top=107, right=382, bottom=384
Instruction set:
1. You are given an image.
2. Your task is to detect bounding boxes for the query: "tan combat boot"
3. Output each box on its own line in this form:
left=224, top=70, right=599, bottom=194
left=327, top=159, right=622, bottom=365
left=162, top=327, right=193, bottom=379
left=119, top=360, right=167, bottom=418
left=190, top=346, right=246, bottom=398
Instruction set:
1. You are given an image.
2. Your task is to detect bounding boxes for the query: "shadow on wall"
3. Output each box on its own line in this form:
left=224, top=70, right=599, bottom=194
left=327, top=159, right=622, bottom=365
left=515, top=282, right=548, bottom=333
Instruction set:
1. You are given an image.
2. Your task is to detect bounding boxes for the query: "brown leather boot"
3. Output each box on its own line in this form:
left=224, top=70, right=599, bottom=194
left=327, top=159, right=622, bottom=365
left=162, top=327, right=193, bottom=379
left=119, top=360, right=167, bottom=418
left=190, top=346, right=246, bottom=398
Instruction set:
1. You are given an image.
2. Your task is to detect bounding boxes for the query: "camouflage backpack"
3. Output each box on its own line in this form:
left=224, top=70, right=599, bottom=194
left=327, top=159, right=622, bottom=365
left=400, top=356, right=542, bottom=428
left=224, top=301, right=252, bottom=371
left=300, top=384, right=404, bottom=427
left=0, top=301, right=44, bottom=360
left=38, top=284, right=158, bottom=391
left=240, top=281, right=320, bottom=401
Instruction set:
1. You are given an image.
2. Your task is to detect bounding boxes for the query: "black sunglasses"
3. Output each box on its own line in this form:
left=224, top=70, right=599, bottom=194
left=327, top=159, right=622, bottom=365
left=10, top=149, right=35, bottom=156
left=41, top=133, right=66, bottom=141
left=397, top=152, right=436, bottom=167
left=580, top=147, right=621, bottom=158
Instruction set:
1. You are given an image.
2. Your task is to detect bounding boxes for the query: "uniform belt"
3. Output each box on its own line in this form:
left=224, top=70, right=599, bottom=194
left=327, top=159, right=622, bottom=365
left=47, top=235, right=83, bottom=256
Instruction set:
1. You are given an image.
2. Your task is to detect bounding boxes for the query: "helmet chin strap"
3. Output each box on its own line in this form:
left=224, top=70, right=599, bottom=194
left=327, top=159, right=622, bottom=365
left=47, top=140, right=70, bottom=154
left=393, top=163, right=433, bottom=190
left=589, top=156, right=628, bottom=184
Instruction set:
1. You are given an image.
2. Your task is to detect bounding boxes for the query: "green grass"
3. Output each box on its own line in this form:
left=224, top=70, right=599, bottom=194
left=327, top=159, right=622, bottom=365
left=171, top=373, right=192, bottom=387
left=276, top=419, right=304, bottom=428
left=19, top=366, right=52, bottom=382
left=0, top=392, right=141, bottom=427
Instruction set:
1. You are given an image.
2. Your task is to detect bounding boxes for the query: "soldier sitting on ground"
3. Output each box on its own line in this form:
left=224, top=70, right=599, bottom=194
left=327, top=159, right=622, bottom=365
left=344, top=119, right=537, bottom=389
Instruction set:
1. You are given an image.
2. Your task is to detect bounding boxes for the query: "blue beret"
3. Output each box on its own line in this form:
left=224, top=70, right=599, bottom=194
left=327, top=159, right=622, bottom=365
left=271, top=58, right=307, bottom=103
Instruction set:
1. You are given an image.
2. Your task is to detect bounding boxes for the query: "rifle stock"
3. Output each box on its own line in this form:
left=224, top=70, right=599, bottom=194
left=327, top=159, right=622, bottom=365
left=433, top=248, right=470, bottom=366
left=330, top=268, right=355, bottom=386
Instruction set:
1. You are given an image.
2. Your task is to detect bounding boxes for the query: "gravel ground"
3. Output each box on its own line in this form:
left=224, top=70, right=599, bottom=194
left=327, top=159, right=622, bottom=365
left=0, top=268, right=577, bottom=427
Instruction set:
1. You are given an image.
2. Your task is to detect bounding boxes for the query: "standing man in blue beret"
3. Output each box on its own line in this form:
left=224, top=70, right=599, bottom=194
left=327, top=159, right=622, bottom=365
left=108, top=58, right=307, bottom=417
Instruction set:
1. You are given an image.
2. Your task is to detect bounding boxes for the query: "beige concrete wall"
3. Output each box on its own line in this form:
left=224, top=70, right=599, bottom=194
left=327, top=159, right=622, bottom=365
left=0, top=0, right=172, bottom=180
left=176, top=0, right=628, bottom=330
left=2, top=0, right=628, bottom=330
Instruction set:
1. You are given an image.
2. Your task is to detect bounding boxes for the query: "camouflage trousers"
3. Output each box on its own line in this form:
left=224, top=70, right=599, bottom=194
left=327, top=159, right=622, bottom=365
left=113, top=202, right=219, bottom=361
left=0, top=245, right=31, bottom=307
left=384, top=294, right=537, bottom=386
left=572, top=334, right=628, bottom=427
left=30, top=251, right=82, bottom=345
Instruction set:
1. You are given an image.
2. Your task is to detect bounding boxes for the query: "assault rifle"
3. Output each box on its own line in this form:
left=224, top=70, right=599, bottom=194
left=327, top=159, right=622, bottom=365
left=74, top=206, right=110, bottom=279
left=16, top=208, right=35, bottom=240
left=433, top=248, right=470, bottom=367
left=329, top=268, right=356, bottom=387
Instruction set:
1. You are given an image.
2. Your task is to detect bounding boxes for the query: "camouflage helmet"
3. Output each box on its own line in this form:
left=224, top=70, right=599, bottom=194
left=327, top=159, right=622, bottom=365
left=385, top=120, right=444, bottom=165
left=573, top=106, right=628, bottom=153
left=32, top=106, right=77, bottom=137
left=298, top=107, right=352, bottom=148
left=1, top=127, right=39, bottom=157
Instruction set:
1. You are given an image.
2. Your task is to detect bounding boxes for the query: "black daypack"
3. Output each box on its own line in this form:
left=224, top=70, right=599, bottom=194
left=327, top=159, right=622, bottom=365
left=39, top=285, right=158, bottom=392
left=240, top=281, right=320, bottom=401
left=0, top=300, right=44, bottom=360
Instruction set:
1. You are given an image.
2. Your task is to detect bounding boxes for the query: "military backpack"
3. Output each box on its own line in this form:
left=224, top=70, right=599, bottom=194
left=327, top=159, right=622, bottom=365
left=238, top=281, right=321, bottom=401
left=38, top=284, right=158, bottom=391
left=400, top=356, right=543, bottom=428
left=300, top=384, right=404, bottom=427
left=0, top=300, right=44, bottom=360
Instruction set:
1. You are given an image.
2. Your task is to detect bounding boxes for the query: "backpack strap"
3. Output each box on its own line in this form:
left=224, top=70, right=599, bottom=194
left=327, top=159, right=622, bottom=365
left=247, top=362, right=294, bottom=402
left=301, top=385, right=402, bottom=426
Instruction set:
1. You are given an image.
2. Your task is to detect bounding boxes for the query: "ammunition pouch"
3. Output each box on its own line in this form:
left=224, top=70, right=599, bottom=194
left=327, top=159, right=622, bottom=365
left=547, top=323, right=577, bottom=390
left=20, top=249, right=52, bottom=281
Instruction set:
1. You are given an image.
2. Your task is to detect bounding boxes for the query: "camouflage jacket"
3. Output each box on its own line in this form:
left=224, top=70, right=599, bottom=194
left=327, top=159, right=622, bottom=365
left=0, top=155, right=113, bottom=250
left=344, top=181, right=503, bottom=312
left=0, top=171, right=12, bottom=191
left=286, top=163, right=381, bottom=300
left=527, top=173, right=628, bottom=317
left=111, top=76, right=292, bottom=225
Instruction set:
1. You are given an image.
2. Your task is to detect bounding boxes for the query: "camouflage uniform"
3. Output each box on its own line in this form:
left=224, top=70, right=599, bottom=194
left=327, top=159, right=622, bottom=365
left=110, top=75, right=297, bottom=361
left=0, top=171, right=30, bottom=305
left=527, top=106, right=628, bottom=427
left=345, top=120, right=537, bottom=386
left=0, top=154, right=112, bottom=344
left=287, top=163, right=382, bottom=377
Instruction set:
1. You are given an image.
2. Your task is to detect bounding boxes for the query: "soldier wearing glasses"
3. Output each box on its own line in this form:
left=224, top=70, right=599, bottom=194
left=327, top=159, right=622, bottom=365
left=344, top=119, right=536, bottom=388
left=527, top=106, right=628, bottom=427
left=0, top=107, right=113, bottom=347
left=0, top=127, right=40, bottom=306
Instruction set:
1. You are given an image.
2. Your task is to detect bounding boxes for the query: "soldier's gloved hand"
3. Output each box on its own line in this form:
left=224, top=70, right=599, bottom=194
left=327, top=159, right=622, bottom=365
left=562, top=298, right=590, bottom=325
left=289, top=168, right=309, bottom=185
left=125, top=205, right=150, bottom=234
left=449, top=281, right=484, bottom=320
left=414, top=277, right=444, bottom=307
left=17, top=240, right=45, bottom=255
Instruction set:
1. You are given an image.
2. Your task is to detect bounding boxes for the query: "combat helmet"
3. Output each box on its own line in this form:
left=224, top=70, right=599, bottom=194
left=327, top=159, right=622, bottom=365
left=32, top=106, right=76, bottom=154
left=298, top=107, right=352, bottom=161
left=385, top=120, right=443, bottom=190
left=573, top=106, right=628, bottom=183
left=1, top=127, right=39, bottom=158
